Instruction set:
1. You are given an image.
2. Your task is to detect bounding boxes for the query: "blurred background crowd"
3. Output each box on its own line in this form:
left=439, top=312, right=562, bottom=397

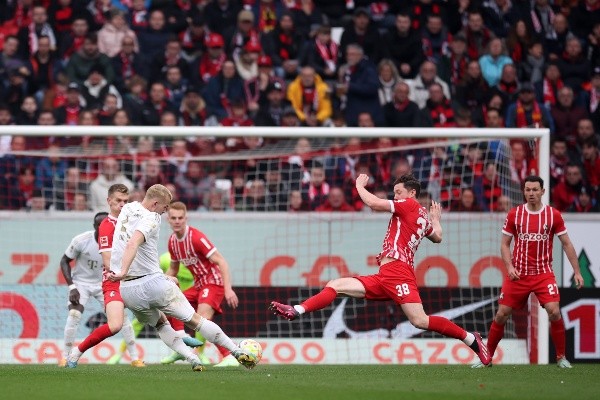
left=0, top=0, right=599, bottom=213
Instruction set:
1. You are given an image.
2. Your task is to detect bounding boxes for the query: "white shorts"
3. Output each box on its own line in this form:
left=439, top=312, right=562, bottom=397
left=120, top=273, right=195, bottom=326
left=68, top=282, right=103, bottom=308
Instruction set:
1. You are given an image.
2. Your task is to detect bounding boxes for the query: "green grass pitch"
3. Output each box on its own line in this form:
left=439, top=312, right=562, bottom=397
left=1, top=364, right=599, bottom=400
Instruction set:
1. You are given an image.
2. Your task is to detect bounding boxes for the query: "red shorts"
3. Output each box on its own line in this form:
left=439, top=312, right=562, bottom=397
left=355, top=260, right=422, bottom=304
left=499, top=272, right=560, bottom=310
left=102, top=279, right=123, bottom=305
left=169, top=284, right=225, bottom=331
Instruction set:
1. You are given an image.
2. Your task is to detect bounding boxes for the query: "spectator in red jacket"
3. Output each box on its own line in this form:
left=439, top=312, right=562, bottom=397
left=581, top=137, right=600, bottom=189
left=315, top=187, right=355, bottom=212
left=552, top=163, right=584, bottom=211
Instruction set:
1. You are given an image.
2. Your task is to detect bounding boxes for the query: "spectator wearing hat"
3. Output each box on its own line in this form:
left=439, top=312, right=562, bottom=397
left=204, top=0, right=241, bottom=36
left=137, top=9, right=170, bottom=63
left=224, top=9, right=260, bottom=59
left=97, top=9, right=138, bottom=58
left=337, top=43, right=384, bottom=126
left=567, top=185, right=600, bottom=212
left=254, top=81, right=292, bottom=126
left=505, top=82, right=554, bottom=132
left=179, top=85, right=208, bottom=126
left=149, top=37, right=189, bottom=85
left=191, top=33, right=226, bottom=86
left=287, top=65, right=332, bottom=126
left=299, top=25, right=338, bottom=81
left=234, top=38, right=261, bottom=81
left=552, top=163, right=584, bottom=211
left=17, top=5, right=56, bottom=60
left=81, top=64, right=122, bottom=111
left=110, top=36, right=147, bottom=94
left=202, top=59, right=245, bottom=120
left=339, top=7, right=381, bottom=65
left=262, top=12, right=303, bottom=79
left=551, top=86, right=589, bottom=144
left=66, top=32, right=114, bottom=86
left=179, top=14, right=207, bottom=61
left=54, top=82, right=84, bottom=125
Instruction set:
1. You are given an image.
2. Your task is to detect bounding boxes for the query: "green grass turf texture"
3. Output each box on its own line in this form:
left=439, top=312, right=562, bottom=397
left=1, top=364, right=599, bottom=400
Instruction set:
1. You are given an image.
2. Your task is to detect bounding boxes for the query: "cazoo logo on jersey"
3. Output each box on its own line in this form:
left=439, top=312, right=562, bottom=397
left=518, top=233, right=549, bottom=241
left=181, top=257, right=198, bottom=266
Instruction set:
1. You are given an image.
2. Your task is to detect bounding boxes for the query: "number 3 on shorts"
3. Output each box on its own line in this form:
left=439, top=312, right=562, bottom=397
left=201, top=288, right=209, bottom=298
left=547, top=283, right=558, bottom=295
left=395, top=283, right=410, bottom=297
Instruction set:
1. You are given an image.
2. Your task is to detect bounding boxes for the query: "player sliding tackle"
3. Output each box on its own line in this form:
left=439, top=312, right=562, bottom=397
left=270, top=174, right=492, bottom=366
left=95, top=184, right=254, bottom=370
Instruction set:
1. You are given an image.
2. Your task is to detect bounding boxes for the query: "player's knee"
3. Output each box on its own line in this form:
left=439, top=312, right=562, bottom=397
left=408, top=315, right=429, bottom=330
left=547, top=308, right=561, bottom=321
left=68, top=309, right=82, bottom=321
left=108, top=319, right=123, bottom=334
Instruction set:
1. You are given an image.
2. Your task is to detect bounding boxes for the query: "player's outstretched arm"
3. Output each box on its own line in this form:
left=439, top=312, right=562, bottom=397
left=110, top=231, right=145, bottom=281
left=355, top=174, right=390, bottom=212
left=60, top=254, right=80, bottom=305
left=501, top=234, right=519, bottom=280
left=209, top=250, right=239, bottom=308
left=426, top=201, right=443, bottom=243
left=559, top=233, right=584, bottom=289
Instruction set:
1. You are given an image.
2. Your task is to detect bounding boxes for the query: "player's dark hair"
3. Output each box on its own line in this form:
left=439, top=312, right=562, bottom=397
left=93, top=212, right=108, bottom=224
left=393, top=174, right=421, bottom=197
left=108, top=183, right=129, bottom=197
left=523, top=175, right=544, bottom=189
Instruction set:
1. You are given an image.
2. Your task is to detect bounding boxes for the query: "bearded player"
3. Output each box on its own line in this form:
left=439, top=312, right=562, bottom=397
left=161, top=201, right=241, bottom=367
left=472, top=175, right=584, bottom=368
left=270, top=174, right=492, bottom=366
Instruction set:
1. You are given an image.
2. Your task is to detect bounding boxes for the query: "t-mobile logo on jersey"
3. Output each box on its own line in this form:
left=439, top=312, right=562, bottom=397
left=518, top=233, right=550, bottom=241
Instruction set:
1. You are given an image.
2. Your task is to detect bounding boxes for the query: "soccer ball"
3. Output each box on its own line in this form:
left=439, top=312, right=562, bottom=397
left=239, top=339, right=263, bottom=364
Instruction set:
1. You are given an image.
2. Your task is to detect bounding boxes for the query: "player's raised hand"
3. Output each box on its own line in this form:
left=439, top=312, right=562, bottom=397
left=574, top=272, right=584, bottom=289
left=429, top=200, right=442, bottom=221
left=69, top=287, right=80, bottom=305
left=356, top=174, right=370, bottom=188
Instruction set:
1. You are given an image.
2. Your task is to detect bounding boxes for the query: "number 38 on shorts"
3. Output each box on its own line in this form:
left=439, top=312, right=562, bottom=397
left=395, top=283, right=411, bottom=297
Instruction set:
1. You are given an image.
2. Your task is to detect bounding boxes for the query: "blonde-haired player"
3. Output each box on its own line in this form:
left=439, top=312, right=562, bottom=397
left=71, top=185, right=255, bottom=370
left=161, top=201, right=240, bottom=367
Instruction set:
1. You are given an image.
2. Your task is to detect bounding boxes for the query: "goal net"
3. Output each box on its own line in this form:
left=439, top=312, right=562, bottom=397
left=0, top=126, right=550, bottom=365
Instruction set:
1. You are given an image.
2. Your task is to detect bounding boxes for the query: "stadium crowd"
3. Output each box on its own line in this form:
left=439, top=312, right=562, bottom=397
left=0, top=0, right=599, bottom=213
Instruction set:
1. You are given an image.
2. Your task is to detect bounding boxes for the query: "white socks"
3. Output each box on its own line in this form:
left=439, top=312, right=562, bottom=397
left=194, top=317, right=237, bottom=353
left=463, top=332, right=475, bottom=346
left=157, top=322, right=199, bottom=364
left=121, top=316, right=139, bottom=360
left=294, top=305, right=306, bottom=314
left=63, top=309, right=82, bottom=358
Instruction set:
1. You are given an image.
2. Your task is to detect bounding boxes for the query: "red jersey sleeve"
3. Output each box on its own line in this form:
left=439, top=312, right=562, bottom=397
left=98, top=219, right=114, bottom=253
left=501, top=208, right=516, bottom=236
left=391, top=199, right=411, bottom=215
left=192, top=230, right=217, bottom=259
left=552, top=208, right=567, bottom=236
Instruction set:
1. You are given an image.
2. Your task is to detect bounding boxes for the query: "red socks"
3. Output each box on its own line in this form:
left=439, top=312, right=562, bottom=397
left=486, top=321, right=504, bottom=356
left=77, top=324, right=116, bottom=353
left=550, top=319, right=566, bottom=359
left=427, top=316, right=468, bottom=340
left=300, top=287, right=337, bottom=313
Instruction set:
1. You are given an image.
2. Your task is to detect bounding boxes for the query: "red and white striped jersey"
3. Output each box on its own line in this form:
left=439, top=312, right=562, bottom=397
left=98, top=215, right=118, bottom=253
left=377, top=198, right=434, bottom=266
left=502, top=204, right=567, bottom=275
left=168, top=226, right=223, bottom=287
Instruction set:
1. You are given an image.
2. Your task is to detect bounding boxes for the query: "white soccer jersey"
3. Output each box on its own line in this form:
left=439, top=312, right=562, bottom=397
left=110, top=201, right=162, bottom=277
left=64, top=230, right=103, bottom=285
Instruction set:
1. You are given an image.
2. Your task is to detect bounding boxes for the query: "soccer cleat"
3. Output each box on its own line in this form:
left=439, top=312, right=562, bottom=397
left=471, top=360, right=492, bottom=368
left=231, top=349, right=257, bottom=369
left=191, top=361, right=205, bottom=372
left=58, top=358, right=67, bottom=367
left=198, top=352, right=211, bottom=365
left=557, top=357, right=573, bottom=368
left=269, top=301, right=299, bottom=321
left=66, top=360, right=78, bottom=368
left=213, top=354, right=240, bottom=368
left=161, top=351, right=185, bottom=364
left=472, top=332, right=492, bottom=366
left=182, top=336, right=204, bottom=348
left=65, top=349, right=80, bottom=368
left=131, top=359, right=146, bottom=368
